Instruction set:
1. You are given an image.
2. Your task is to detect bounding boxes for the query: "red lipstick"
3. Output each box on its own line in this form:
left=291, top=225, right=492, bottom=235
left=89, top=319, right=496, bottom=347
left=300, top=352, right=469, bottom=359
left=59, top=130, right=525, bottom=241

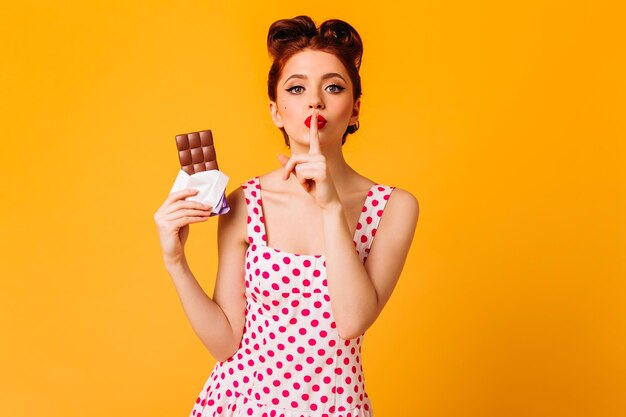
left=304, top=114, right=327, bottom=129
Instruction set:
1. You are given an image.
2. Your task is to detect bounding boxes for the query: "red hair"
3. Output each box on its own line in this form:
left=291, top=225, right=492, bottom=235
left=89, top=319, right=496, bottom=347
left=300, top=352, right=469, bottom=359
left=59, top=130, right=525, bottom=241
left=267, top=16, right=363, bottom=147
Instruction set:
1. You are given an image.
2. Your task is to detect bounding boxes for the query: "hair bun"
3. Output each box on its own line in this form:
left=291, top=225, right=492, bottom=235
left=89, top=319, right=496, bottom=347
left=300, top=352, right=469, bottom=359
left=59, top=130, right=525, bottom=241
left=267, top=15, right=317, bottom=59
left=320, top=20, right=354, bottom=44
left=319, top=20, right=363, bottom=69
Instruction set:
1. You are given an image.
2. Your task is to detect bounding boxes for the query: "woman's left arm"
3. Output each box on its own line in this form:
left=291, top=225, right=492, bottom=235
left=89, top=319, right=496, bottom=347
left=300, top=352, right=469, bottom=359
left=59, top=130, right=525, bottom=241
left=322, top=188, right=419, bottom=340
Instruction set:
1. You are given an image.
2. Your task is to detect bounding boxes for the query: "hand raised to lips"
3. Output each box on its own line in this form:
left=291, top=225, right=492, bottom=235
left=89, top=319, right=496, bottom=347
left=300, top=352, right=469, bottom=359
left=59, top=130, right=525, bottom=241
left=305, top=113, right=327, bottom=129
left=307, top=111, right=321, bottom=155
left=276, top=111, right=341, bottom=209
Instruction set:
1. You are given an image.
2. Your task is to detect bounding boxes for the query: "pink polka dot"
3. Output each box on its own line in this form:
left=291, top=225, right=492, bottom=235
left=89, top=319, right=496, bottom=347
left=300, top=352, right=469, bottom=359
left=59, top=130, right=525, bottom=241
left=194, top=178, right=386, bottom=415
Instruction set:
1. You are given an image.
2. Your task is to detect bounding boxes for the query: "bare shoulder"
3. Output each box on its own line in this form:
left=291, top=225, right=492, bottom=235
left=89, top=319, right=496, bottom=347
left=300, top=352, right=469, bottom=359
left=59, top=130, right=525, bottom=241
left=386, top=187, right=420, bottom=221
left=223, top=184, right=248, bottom=216
left=374, top=186, right=420, bottom=248
left=219, top=184, right=249, bottom=247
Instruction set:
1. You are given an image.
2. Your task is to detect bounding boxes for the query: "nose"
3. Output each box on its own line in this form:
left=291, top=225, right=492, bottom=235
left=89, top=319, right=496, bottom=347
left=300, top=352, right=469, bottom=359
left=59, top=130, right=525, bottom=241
left=308, top=90, right=325, bottom=110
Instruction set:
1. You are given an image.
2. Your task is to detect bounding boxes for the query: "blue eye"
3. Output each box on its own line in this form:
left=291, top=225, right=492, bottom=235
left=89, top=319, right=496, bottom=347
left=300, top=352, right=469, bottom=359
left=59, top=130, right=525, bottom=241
left=286, top=86, right=305, bottom=94
left=327, top=84, right=345, bottom=93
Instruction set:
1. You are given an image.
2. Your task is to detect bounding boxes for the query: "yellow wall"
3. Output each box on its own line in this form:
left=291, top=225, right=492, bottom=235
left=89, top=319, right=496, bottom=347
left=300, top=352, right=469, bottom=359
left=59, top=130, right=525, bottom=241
left=1, top=1, right=624, bottom=416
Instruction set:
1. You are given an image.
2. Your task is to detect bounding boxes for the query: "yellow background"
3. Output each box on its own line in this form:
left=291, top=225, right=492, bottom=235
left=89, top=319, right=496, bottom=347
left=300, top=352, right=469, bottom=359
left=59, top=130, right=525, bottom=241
left=1, top=1, right=624, bottom=416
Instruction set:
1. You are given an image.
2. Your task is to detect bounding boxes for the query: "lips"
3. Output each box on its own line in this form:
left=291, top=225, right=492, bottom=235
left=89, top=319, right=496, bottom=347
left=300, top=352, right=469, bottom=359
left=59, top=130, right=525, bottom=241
left=304, top=114, right=327, bottom=129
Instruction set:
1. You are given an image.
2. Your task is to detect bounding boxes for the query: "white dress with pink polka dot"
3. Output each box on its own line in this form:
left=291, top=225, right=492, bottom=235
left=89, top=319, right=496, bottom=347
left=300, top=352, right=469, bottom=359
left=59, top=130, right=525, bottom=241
left=189, top=175, right=395, bottom=417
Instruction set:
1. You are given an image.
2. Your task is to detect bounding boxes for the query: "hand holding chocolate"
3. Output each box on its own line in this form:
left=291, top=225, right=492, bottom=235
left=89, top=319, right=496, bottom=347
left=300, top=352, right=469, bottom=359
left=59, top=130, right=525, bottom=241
left=169, top=129, right=230, bottom=216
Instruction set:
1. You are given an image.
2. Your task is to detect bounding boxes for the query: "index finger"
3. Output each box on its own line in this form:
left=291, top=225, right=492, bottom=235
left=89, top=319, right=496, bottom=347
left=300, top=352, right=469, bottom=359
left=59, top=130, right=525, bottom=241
left=308, top=111, right=321, bottom=154
left=163, top=188, right=198, bottom=207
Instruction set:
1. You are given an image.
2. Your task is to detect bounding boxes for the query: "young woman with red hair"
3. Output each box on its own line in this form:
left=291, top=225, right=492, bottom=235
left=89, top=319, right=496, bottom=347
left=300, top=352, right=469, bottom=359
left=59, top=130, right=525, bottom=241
left=155, top=15, right=419, bottom=417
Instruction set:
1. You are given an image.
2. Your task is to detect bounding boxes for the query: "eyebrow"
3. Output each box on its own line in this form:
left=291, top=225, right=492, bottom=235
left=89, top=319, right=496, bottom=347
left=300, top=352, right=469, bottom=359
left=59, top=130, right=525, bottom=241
left=283, top=72, right=346, bottom=85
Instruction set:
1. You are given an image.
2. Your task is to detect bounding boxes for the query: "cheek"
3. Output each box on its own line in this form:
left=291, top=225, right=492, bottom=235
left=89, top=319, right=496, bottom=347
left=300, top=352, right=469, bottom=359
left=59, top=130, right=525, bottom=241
left=278, top=102, right=293, bottom=116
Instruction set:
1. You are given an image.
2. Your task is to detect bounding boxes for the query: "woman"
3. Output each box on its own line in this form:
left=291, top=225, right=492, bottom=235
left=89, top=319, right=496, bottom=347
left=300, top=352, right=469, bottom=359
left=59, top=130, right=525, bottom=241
left=155, top=15, right=419, bottom=417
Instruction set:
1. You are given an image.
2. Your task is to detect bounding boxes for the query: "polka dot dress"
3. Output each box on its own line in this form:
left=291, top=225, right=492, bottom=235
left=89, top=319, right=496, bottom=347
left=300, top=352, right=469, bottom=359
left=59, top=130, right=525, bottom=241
left=189, top=176, right=395, bottom=417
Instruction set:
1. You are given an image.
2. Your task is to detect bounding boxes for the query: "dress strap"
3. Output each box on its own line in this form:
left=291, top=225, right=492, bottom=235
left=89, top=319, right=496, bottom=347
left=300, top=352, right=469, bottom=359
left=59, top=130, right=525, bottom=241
left=240, top=176, right=267, bottom=246
left=353, top=184, right=396, bottom=264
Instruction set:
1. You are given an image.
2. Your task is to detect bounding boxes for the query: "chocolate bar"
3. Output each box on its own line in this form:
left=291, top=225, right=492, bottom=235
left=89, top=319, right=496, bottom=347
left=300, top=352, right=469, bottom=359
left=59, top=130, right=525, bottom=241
left=171, top=129, right=231, bottom=216
left=175, top=129, right=219, bottom=175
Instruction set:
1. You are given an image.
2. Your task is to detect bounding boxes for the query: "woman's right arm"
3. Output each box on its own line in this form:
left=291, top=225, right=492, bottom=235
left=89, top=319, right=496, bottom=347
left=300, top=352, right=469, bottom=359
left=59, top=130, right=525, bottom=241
left=154, top=187, right=248, bottom=362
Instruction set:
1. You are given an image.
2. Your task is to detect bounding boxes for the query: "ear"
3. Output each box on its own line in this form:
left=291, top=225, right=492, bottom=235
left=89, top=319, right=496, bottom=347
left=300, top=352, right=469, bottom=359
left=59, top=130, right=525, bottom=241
left=269, top=101, right=284, bottom=128
left=348, top=99, right=360, bottom=126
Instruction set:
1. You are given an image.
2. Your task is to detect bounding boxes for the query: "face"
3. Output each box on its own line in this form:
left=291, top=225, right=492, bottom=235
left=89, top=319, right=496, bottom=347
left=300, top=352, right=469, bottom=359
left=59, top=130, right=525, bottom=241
left=269, top=49, right=360, bottom=149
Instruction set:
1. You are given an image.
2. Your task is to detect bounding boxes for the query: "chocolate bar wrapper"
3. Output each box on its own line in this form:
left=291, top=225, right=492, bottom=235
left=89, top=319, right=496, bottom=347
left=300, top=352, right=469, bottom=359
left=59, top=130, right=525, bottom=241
left=169, top=169, right=230, bottom=216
